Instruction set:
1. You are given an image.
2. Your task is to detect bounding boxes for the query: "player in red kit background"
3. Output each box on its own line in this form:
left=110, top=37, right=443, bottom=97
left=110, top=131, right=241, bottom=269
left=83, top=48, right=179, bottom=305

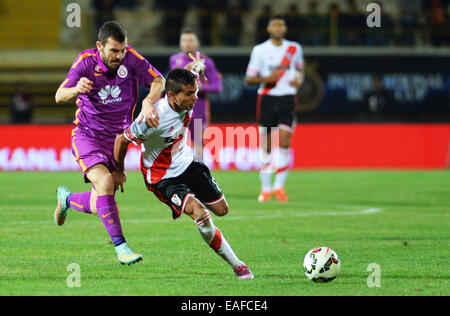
left=246, top=15, right=304, bottom=203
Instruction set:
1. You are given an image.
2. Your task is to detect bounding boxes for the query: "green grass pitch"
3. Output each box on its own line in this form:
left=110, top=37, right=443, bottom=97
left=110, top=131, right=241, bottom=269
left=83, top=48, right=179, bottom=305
left=0, top=170, right=448, bottom=296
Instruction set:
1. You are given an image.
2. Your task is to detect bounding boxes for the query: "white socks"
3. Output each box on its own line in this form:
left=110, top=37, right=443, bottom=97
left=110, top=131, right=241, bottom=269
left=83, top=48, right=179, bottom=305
left=259, top=149, right=273, bottom=193
left=259, top=148, right=291, bottom=192
left=195, top=210, right=243, bottom=268
left=273, top=148, right=291, bottom=190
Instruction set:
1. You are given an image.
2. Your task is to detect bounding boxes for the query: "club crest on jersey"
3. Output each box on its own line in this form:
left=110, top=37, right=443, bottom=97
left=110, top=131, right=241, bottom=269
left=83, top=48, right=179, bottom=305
left=171, top=194, right=182, bottom=206
left=95, top=65, right=103, bottom=73
left=118, top=65, right=128, bottom=78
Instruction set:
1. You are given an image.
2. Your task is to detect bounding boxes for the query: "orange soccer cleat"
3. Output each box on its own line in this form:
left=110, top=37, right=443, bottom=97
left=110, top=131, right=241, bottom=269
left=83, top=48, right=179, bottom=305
left=273, top=188, right=288, bottom=203
left=257, top=191, right=272, bottom=202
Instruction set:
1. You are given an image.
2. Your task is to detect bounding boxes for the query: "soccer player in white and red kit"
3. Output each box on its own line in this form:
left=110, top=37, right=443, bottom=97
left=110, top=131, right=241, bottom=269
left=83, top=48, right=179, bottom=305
left=246, top=15, right=304, bottom=203
left=114, top=67, right=254, bottom=279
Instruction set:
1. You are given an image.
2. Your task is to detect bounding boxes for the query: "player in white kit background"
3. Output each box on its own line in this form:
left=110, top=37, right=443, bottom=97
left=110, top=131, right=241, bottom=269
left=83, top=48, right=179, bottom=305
left=246, top=15, right=304, bottom=203
left=113, top=64, right=254, bottom=279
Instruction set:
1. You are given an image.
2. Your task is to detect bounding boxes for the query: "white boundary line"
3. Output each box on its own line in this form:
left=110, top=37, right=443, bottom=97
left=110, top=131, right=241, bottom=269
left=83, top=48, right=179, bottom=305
left=4, top=208, right=382, bottom=226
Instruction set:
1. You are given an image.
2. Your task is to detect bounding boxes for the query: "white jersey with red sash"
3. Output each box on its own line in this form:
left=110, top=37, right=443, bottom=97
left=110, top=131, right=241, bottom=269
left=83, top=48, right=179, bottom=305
left=246, top=39, right=304, bottom=96
left=124, top=95, right=193, bottom=185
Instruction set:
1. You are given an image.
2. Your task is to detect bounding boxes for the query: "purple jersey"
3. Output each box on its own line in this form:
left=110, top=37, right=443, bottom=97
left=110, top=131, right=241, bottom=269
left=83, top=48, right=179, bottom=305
left=60, top=46, right=162, bottom=138
left=169, top=52, right=222, bottom=134
left=169, top=52, right=222, bottom=98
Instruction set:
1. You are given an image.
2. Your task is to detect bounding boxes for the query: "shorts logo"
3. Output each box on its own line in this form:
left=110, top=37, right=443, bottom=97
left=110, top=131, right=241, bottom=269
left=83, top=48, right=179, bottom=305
left=171, top=194, right=182, bottom=206
left=118, top=65, right=128, bottom=78
left=98, top=85, right=122, bottom=104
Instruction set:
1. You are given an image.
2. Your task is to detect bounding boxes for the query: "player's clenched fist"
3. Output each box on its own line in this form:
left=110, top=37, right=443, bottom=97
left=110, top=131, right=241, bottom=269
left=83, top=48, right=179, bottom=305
left=75, top=77, right=93, bottom=95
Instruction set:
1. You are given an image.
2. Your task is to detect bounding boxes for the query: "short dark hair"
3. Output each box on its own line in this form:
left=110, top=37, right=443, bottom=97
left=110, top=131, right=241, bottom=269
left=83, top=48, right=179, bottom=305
left=98, top=21, right=127, bottom=45
left=166, top=69, right=197, bottom=94
left=268, top=15, right=286, bottom=25
left=180, top=27, right=198, bottom=37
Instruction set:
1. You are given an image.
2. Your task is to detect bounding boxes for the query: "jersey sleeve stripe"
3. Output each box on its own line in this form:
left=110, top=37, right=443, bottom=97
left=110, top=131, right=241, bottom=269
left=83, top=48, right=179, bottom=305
left=60, top=78, right=70, bottom=88
left=148, top=68, right=159, bottom=78
left=124, top=127, right=145, bottom=145
left=127, top=48, right=145, bottom=61
left=72, top=53, right=95, bottom=69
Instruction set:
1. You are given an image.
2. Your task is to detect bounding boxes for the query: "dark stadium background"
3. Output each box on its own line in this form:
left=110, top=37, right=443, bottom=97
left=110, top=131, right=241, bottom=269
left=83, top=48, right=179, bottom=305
left=0, top=0, right=449, bottom=169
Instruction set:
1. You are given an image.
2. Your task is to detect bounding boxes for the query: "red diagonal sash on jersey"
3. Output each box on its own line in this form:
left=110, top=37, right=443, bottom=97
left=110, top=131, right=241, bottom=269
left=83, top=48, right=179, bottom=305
left=261, top=45, right=298, bottom=96
left=149, top=112, right=192, bottom=184
left=150, top=136, right=183, bottom=184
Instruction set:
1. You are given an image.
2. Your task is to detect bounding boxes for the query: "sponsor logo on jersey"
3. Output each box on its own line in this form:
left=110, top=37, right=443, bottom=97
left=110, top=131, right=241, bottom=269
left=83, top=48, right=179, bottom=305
left=98, top=85, right=122, bottom=104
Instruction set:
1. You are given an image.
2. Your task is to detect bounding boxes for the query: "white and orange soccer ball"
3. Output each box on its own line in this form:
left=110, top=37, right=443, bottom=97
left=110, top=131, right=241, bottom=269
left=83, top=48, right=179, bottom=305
left=303, top=247, right=341, bottom=282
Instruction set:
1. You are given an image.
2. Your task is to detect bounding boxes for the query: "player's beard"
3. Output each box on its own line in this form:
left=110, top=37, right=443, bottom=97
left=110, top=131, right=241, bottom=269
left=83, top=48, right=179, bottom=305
left=107, top=60, right=121, bottom=73
left=101, top=55, right=120, bottom=73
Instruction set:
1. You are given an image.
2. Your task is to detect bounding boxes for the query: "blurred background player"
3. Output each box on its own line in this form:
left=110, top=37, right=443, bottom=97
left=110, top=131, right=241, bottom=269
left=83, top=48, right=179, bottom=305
left=114, top=66, right=253, bottom=279
left=10, top=82, right=32, bottom=124
left=245, top=15, right=304, bottom=203
left=168, top=28, right=222, bottom=160
left=53, top=21, right=165, bottom=265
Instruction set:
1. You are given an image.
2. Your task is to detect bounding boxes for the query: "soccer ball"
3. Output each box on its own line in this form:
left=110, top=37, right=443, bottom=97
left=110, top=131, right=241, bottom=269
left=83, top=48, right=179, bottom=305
left=303, top=247, right=341, bottom=282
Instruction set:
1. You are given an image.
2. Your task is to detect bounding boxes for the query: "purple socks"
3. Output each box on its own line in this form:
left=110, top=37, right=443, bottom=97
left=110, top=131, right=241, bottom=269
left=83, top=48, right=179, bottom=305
left=96, top=195, right=126, bottom=246
left=68, top=191, right=92, bottom=214
left=68, top=192, right=125, bottom=246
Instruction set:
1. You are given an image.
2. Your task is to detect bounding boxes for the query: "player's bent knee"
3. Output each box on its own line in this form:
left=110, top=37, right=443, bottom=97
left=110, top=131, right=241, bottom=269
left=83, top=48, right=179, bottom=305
left=184, top=196, right=206, bottom=219
left=208, top=200, right=229, bottom=217
left=216, top=204, right=229, bottom=217
left=94, top=174, right=115, bottom=195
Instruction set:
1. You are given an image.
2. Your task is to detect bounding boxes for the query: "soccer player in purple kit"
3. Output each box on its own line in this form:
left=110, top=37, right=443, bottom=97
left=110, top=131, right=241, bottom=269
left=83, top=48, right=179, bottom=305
left=168, top=28, right=222, bottom=160
left=53, top=21, right=165, bottom=265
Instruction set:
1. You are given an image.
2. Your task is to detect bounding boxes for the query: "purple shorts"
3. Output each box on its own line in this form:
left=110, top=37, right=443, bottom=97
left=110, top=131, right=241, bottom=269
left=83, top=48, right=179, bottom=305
left=71, top=126, right=117, bottom=182
left=188, top=98, right=207, bottom=142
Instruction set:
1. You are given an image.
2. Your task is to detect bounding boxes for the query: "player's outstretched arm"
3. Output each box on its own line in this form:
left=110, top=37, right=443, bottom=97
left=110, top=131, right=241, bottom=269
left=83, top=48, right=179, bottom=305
left=113, top=133, right=131, bottom=192
left=138, top=76, right=165, bottom=128
left=114, top=133, right=130, bottom=172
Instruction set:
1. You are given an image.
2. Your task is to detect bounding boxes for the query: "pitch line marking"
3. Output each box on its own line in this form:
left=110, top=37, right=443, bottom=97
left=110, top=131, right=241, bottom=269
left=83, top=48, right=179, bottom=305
left=6, top=208, right=382, bottom=225
left=219, top=208, right=383, bottom=221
